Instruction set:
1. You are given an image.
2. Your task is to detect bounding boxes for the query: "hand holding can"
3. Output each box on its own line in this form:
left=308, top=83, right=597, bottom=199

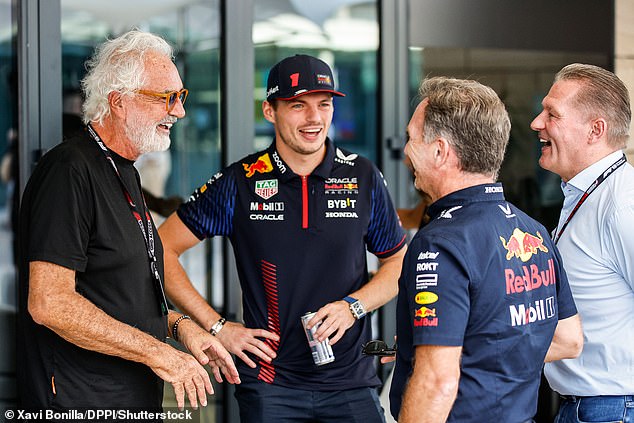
left=301, top=312, right=335, bottom=365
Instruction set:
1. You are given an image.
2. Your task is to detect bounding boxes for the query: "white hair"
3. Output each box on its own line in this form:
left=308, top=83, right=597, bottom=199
left=81, top=30, right=174, bottom=125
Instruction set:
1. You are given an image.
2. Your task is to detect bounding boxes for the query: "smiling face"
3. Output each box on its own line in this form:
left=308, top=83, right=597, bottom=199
left=530, top=79, right=593, bottom=182
left=124, top=51, right=186, bottom=156
left=263, top=92, right=334, bottom=159
left=404, top=99, right=436, bottom=194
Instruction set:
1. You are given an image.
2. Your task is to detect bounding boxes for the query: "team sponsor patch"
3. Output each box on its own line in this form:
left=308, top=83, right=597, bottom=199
left=498, top=204, right=516, bottom=218
left=485, top=186, right=503, bottom=193
left=255, top=179, right=278, bottom=200
left=325, top=211, right=359, bottom=218
left=243, top=154, right=273, bottom=178
left=250, top=202, right=284, bottom=211
left=414, top=306, right=438, bottom=327
left=418, top=251, right=439, bottom=260
left=188, top=172, right=222, bottom=202
left=415, top=291, right=438, bottom=305
left=316, top=74, right=332, bottom=86
left=272, top=151, right=287, bottom=174
left=505, top=258, right=556, bottom=295
left=499, top=228, right=549, bottom=262
left=509, top=296, right=555, bottom=326
left=249, top=214, right=284, bottom=221
left=439, top=206, right=462, bottom=219
left=334, top=148, right=357, bottom=166
left=416, top=273, right=438, bottom=290
left=324, top=177, right=359, bottom=194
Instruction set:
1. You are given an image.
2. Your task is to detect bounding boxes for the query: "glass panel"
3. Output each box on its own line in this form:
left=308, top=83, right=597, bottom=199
left=0, top=0, right=17, bottom=412
left=408, top=47, right=609, bottom=230
left=253, top=0, right=379, bottom=161
left=60, top=1, right=222, bottom=419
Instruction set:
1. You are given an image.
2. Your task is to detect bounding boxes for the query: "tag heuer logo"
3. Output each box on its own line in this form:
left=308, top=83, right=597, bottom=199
left=255, top=179, right=278, bottom=199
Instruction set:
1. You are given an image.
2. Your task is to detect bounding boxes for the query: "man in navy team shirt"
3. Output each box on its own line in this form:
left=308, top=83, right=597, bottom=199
left=389, top=76, right=583, bottom=423
left=159, top=54, right=406, bottom=422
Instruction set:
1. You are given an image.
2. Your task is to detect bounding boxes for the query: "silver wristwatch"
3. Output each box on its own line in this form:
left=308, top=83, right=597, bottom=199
left=343, top=296, right=367, bottom=319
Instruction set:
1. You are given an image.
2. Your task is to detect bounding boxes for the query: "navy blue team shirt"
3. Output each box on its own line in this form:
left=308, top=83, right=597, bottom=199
left=178, top=138, right=406, bottom=390
left=389, top=184, right=577, bottom=422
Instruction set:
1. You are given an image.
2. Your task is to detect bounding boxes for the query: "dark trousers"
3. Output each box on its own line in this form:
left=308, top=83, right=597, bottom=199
left=234, top=380, right=386, bottom=423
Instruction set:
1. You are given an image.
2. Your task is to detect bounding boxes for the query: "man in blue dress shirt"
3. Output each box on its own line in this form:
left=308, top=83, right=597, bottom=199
left=531, top=63, right=634, bottom=423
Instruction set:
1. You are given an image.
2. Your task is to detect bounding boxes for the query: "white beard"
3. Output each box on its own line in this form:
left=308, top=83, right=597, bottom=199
left=125, top=114, right=173, bottom=155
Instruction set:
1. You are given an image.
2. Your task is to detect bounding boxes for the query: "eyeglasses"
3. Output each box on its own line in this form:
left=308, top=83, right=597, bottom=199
left=362, top=340, right=396, bottom=357
left=135, top=88, right=188, bottom=112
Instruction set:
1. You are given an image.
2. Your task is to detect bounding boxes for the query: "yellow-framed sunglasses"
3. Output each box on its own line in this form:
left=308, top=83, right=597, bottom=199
left=135, top=88, right=188, bottom=112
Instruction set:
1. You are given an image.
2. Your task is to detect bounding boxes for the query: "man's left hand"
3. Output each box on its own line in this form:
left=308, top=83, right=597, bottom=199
left=306, top=300, right=356, bottom=345
left=178, top=319, right=241, bottom=385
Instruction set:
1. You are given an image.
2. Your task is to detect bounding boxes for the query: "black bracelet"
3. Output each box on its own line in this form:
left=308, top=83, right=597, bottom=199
left=172, top=314, right=191, bottom=343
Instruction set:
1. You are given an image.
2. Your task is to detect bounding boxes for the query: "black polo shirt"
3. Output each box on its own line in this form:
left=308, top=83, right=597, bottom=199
left=18, top=132, right=167, bottom=411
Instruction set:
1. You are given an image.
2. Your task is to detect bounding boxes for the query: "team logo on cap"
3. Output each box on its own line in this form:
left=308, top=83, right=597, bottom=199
left=317, top=74, right=332, bottom=86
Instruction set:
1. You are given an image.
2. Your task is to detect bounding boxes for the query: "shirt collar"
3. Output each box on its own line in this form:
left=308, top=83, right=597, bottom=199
left=565, top=150, right=625, bottom=192
left=427, top=183, right=505, bottom=219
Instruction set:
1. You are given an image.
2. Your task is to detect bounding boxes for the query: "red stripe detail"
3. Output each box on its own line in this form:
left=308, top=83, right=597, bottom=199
left=257, top=260, right=281, bottom=383
left=301, top=175, right=308, bottom=229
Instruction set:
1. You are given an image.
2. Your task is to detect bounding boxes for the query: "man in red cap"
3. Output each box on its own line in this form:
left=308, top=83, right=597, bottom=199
left=159, top=54, right=407, bottom=422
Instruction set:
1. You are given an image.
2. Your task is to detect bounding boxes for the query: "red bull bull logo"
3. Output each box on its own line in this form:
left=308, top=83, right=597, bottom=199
left=499, top=228, right=549, bottom=262
left=243, top=154, right=273, bottom=178
left=414, top=306, right=438, bottom=326
left=415, top=306, right=436, bottom=318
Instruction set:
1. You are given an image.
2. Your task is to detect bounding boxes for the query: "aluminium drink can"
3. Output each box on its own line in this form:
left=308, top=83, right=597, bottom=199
left=301, top=312, right=335, bottom=365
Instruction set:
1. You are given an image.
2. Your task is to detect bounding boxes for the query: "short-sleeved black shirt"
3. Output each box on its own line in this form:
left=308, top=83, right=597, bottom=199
left=178, top=139, right=406, bottom=390
left=17, top=130, right=167, bottom=410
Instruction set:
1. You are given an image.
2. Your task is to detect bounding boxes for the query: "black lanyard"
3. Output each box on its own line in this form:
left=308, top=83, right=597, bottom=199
left=87, top=124, right=169, bottom=316
left=553, top=154, right=627, bottom=244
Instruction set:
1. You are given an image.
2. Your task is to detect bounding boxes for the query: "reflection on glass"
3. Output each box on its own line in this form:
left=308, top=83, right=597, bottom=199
left=408, top=46, right=608, bottom=229
left=253, top=0, right=379, bottom=161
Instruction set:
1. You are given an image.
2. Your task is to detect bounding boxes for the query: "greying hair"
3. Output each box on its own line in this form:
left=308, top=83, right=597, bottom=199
left=81, top=30, right=174, bottom=125
left=419, top=77, right=510, bottom=179
left=555, top=63, right=631, bottom=149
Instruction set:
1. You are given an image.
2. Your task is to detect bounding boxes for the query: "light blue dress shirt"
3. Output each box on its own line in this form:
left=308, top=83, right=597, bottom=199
left=545, top=150, right=634, bottom=395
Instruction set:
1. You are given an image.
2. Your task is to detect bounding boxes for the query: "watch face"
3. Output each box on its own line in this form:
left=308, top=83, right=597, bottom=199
left=350, top=301, right=366, bottom=319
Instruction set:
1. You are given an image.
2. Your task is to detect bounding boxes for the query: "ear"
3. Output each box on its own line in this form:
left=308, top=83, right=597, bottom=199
left=262, top=101, right=276, bottom=124
left=108, top=91, right=125, bottom=118
left=588, top=118, right=607, bottom=144
left=434, top=137, right=452, bottom=167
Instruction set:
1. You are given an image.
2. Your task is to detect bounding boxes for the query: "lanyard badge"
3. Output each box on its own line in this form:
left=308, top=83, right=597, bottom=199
left=87, top=124, right=169, bottom=316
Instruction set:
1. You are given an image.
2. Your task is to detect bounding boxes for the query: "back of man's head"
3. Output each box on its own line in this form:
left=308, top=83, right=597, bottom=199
left=555, top=63, right=631, bottom=149
left=419, top=77, right=510, bottom=179
left=81, top=30, right=174, bottom=125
